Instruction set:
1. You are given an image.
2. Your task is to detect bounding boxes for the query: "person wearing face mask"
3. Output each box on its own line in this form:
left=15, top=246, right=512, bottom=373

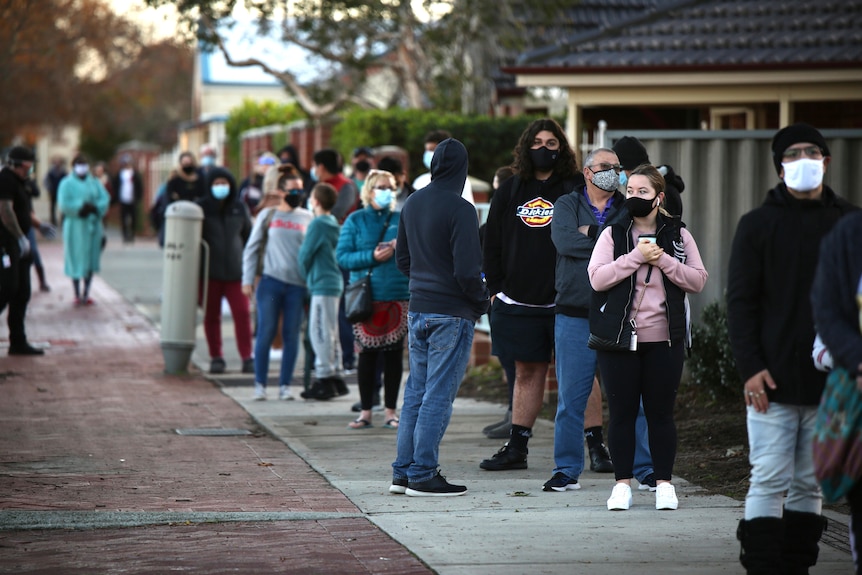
left=411, top=130, right=474, bottom=206
left=110, top=154, right=143, bottom=244
left=1, top=146, right=55, bottom=355
left=242, top=165, right=313, bottom=401
left=479, top=118, right=584, bottom=473
left=727, top=123, right=858, bottom=574
left=613, top=136, right=686, bottom=219
left=544, top=147, right=644, bottom=495
left=156, top=152, right=207, bottom=247
left=57, top=153, right=111, bottom=307
left=588, top=164, right=707, bottom=512
left=337, top=169, right=410, bottom=430
left=196, top=167, right=253, bottom=375
left=239, top=152, right=278, bottom=213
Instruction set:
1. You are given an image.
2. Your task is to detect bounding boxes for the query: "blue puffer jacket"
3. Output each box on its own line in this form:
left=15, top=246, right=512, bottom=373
left=337, top=205, right=409, bottom=302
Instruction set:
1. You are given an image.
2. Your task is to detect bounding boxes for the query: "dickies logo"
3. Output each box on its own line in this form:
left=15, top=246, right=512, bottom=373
left=516, top=197, right=554, bottom=227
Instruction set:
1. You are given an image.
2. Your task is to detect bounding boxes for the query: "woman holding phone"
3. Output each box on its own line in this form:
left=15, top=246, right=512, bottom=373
left=587, top=164, right=708, bottom=511
left=337, top=170, right=409, bottom=430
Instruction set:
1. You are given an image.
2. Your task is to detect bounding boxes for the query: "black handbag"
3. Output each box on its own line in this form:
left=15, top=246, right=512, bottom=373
left=344, top=273, right=373, bottom=323
left=344, top=211, right=393, bottom=324
left=587, top=333, right=630, bottom=352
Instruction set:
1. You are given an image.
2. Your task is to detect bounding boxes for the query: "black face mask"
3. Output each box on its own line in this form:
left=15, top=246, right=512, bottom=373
left=284, top=194, right=303, bottom=208
left=181, top=165, right=196, bottom=175
left=624, top=196, right=657, bottom=218
left=529, top=146, right=559, bottom=172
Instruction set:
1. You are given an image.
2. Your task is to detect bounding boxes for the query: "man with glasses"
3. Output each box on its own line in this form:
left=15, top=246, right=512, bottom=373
left=543, top=147, right=630, bottom=491
left=728, top=123, right=858, bottom=574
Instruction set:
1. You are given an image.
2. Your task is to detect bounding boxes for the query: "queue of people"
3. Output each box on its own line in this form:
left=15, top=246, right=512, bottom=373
left=7, top=119, right=860, bottom=571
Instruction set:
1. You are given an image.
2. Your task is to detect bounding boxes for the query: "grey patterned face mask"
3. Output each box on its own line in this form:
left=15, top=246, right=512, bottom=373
left=591, top=168, right=619, bottom=192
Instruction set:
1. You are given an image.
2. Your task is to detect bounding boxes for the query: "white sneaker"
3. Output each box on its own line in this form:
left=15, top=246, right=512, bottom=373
left=253, top=383, right=267, bottom=401
left=607, top=483, right=632, bottom=511
left=655, top=482, right=678, bottom=510
left=279, top=387, right=294, bottom=401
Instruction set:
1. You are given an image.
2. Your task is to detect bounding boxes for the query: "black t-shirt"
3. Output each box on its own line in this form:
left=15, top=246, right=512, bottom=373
left=0, top=167, right=32, bottom=249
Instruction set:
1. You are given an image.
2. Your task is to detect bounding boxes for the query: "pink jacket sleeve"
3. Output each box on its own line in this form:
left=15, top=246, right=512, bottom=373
left=588, top=227, right=708, bottom=294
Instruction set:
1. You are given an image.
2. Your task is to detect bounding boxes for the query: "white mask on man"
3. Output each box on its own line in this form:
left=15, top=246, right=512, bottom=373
left=782, top=158, right=823, bottom=192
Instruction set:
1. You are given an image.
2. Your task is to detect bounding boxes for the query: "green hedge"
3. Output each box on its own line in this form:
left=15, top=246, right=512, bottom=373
left=686, top=300, right=741, bottom=400
left=225, top=99, right=306, bottom=173
left=330, top=108, right=545, bottom=185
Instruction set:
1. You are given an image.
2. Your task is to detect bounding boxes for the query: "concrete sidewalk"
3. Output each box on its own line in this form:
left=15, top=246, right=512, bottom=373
left=0, top=231, right=852, bottom=574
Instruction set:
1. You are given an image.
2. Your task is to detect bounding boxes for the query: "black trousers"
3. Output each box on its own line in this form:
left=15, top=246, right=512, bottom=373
left=120, top=202, right=137, bottom=242
left=597, top=341, right=684, bottom=482
left=0, top=248, right=32, bottom=347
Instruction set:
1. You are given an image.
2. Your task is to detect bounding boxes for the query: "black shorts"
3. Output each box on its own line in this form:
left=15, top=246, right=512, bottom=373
left=489, top=299, right=555, bottom=363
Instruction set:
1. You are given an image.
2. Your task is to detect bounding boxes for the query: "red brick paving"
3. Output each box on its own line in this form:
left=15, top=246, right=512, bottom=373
left=0, top=241, right=431, bottom=574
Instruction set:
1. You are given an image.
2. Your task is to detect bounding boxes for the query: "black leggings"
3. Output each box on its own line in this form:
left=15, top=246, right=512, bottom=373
left=357, top=345, right=403, bottom=410
left=597, top=341, right=684, bottom=482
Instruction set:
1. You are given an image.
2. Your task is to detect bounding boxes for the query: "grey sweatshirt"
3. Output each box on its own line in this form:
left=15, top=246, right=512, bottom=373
left=242, top=207, right=313, bottom=287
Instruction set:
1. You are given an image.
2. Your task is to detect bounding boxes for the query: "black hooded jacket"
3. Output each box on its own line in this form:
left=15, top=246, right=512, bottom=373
left=196, top=167, right=252, bottom=282
left=395, top=138, right=490, bottom=321
left=727, top=183, right=857, bottom=406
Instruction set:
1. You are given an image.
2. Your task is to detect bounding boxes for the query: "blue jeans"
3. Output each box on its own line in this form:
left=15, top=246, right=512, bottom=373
left=392, top=313, right=475, bottom=483
left=633, top=401, right=654, bottom=483
left=554, top=315, right=653, bottom=481
left=553, top=315, right=596, bottom=480
left=745, top=402, right=822, bottom=519
left=254, top=275, right=306, bottom=388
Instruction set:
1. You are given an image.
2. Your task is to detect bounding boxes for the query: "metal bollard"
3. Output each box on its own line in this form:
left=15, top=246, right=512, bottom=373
left=160, top=201, right=209, bottom=374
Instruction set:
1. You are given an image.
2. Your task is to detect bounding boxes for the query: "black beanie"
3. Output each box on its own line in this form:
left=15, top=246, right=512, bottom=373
left=7, top=146, right=35, bottom=163
left=612, top=136, right=650, bottom=170
left=771, top=123, right=830, bottom=175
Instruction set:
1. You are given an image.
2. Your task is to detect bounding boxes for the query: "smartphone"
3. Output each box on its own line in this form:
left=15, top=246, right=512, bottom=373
left=639, top=234, right=657, bottom=244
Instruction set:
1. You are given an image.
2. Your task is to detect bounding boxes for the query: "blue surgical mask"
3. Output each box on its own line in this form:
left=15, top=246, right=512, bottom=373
left=619, top=170, right=628, bottom=187
left=310, top=166, right=319, bottom=182
left=201, top=156, right=215, bottom=167
left=211, top=184, right=230, bottom=199
left=423, top=150, right=434, bottom=170
left=373, top=188, right=393, bottom=209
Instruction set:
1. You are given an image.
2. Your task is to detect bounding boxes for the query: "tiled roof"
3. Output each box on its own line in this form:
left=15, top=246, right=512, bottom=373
left=512, top=0, right=862, bottom=71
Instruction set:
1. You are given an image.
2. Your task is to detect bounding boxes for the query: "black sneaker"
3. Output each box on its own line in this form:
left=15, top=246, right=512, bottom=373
left=389, top=477, right=408, bottom=494
left=637, top=473, right=657, bottom=492
left=405, top=472, right=467, bottom=497
left=543, top=472, right=581, bottom=492
left=330, top=377, right=349, bottom=397
left=210, top=358, right=226, bottom=374
left=241, top=358, right=254, bottom=374
left=589, top=444, right=614, bottom=473
left=480, top=443, right=528, bottom=471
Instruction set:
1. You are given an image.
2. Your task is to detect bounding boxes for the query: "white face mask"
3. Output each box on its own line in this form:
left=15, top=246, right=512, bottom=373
left=74, top=164, right=89, bottom=176
left=782, top=158, right=824, bottom=192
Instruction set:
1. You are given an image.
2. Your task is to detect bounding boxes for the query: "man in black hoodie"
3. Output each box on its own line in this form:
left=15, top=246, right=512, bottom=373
left=728, top=123, right=857, bottom=574
left=391, top=138, right=489, bottom=497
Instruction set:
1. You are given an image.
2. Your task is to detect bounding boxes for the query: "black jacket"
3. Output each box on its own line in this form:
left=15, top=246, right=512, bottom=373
left=396, top=138, right=489, bottom=321
left=0, top=167, right=32, bottom=252
left=727, top=184, right=858, bottom=405
left=196, top=168, right=252, bottom=282
left=483, top=171, right=585, bottom=306
left=589, top=213, right=687, bottom=348
left=811, top=210, right=862, bottom=375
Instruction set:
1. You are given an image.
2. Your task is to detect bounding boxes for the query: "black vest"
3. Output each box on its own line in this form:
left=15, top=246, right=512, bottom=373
left=589, top=213, right=687, bottom=347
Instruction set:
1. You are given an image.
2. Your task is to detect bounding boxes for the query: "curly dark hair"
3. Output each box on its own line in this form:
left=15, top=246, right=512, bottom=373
left=510, top=118, right=579, bottom=181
